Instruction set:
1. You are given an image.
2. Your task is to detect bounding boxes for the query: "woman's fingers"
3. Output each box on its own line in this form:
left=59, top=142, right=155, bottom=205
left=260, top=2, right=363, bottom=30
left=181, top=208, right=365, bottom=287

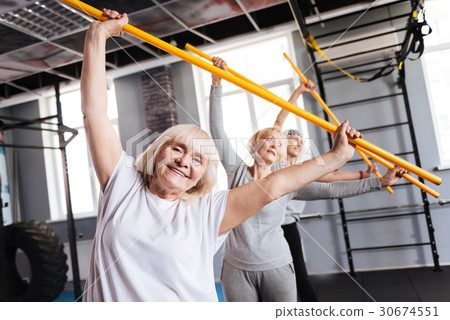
left=305, top=81, right=317, bottom=91
left=346, top=126, right=362, bottom=139
left=396, top=167, right=408, bottom=177
left=212, top=56, right=226, bottom=69
left=97, top=9, right=128, bottom=37
left=102, top=8, right=127, bottom=21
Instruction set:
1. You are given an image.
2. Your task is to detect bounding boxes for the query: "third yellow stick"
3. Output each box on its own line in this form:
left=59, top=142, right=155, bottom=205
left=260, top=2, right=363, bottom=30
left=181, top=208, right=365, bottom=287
left=283, top=52, right=395, bottom=194
left=284, top=52, right=439, bottom=197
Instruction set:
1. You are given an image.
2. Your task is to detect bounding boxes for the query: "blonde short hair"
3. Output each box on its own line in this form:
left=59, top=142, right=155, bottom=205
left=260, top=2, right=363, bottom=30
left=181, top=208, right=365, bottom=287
left=247, top=126, right=286, bottom=164
left=135, top=124, right=219, bottom=203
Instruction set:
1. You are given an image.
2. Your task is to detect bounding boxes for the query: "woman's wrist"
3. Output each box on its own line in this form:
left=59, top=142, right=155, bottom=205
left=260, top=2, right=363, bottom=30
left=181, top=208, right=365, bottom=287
left=324, top=150, right=347, bottom=172
left=86, top=22, right=109, bottom=42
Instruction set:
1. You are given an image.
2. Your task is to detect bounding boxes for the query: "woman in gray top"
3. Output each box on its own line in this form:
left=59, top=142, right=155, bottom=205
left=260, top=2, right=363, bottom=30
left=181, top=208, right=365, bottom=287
left=209, top=57, right=406, bottom=302
left=275, top=86, right=378, bottom=302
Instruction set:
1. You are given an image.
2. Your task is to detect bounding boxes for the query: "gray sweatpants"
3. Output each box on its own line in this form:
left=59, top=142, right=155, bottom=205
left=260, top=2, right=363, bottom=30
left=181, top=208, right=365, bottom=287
left=221, top=260, right=297, bottom=302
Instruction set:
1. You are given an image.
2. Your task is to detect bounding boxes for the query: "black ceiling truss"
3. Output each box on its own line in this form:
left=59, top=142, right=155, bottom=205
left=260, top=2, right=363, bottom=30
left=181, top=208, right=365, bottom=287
left=0, top=0, right=304, bottom=100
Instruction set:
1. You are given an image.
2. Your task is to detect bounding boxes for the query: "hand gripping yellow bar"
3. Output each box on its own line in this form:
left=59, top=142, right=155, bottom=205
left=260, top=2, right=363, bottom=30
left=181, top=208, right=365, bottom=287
left=59, top=0, right=442, bottom=187
left=185, top=43, right=263, bottom=89
left=283, top=53, right=395, bottom=194
left=283, top=52, right=439, bottom=198
left=359, top=147, right=440, bottom=198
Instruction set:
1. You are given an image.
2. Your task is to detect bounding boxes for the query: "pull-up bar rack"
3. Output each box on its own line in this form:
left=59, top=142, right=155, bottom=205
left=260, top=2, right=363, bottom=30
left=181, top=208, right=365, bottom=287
left=288, top=0, right=441, bottom=275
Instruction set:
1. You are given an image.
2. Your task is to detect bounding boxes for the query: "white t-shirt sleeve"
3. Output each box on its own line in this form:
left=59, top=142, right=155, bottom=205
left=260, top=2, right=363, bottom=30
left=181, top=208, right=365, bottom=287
left=98, top=151, right=141, bottom=223
left=199, top=190, right=230, bottom=253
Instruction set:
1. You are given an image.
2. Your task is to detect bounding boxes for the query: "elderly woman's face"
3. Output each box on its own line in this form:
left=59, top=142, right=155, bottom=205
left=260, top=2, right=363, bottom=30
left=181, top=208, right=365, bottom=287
left=153, top=140, right=208, bottom=194
left=287, top=135, right=303, bottom=158
left=255, top=131, right=284, bottom=165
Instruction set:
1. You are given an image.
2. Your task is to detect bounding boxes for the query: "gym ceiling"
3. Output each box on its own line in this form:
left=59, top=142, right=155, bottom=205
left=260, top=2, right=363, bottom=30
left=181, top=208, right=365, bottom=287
left=0, top=0, right=405, bottom=101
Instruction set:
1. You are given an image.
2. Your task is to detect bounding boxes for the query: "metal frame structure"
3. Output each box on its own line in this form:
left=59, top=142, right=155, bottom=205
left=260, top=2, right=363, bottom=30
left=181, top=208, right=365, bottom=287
left=0, top=79, right=81, bottom=301
left=288, top=0, right=441, bottom=276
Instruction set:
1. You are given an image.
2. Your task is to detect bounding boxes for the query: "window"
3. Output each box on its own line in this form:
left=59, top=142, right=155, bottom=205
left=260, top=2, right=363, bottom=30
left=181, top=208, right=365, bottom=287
left=192, top=33, right=309, bottom=190
left=422, top=0, right=450, bottom=167
left=40, top=85, right=119, bottom=221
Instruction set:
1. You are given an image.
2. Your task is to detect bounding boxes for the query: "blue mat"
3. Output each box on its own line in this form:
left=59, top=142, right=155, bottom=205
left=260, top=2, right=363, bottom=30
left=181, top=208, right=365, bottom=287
left=54, top=291, right=78, bottom=302
left=54, top=282, right=225, bottom=302
left=215, top=282, right=225, bottom=302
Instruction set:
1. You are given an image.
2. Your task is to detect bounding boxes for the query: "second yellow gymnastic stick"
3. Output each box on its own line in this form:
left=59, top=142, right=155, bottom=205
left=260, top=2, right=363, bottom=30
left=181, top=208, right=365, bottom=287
left=58, top=0, right=442, bottom=186
left=282, top=53, right=439, bottom=198
left=283, top=53, right=394, bottom=194
left=185, top=43, right=263, bottom=89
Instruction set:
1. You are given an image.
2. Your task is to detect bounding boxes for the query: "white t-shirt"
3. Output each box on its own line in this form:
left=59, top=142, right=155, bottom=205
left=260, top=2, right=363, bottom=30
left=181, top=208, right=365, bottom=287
left=83, top=152, right=229, bottom=302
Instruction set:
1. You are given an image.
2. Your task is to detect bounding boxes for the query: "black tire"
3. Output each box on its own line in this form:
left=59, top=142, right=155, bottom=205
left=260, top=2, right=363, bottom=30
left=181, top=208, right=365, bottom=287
left=0, top=221, right=68, bottom=301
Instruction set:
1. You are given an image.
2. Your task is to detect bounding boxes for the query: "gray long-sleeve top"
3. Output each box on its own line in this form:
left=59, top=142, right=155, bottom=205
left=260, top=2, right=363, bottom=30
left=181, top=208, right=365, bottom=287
left=209, top=85, right=382, bottom=271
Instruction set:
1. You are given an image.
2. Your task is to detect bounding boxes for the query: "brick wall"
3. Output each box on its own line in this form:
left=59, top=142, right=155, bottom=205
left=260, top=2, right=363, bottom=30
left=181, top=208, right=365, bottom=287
left=141, top=66, right=178, bottom=132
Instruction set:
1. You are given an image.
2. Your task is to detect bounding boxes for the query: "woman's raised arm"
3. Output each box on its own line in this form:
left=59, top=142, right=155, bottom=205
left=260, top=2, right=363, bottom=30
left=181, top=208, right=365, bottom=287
left=220, top=119, right=358, bottom=233
left=209, top=57, right=245, bottom=175
left=81, top=9, right=127, bottom=190
left=273, top=81, right=317, bottom=128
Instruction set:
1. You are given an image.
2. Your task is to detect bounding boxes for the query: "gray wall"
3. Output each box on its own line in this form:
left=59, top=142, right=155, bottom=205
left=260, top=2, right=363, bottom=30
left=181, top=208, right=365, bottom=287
left=290, top=7, right=450, bottom=273
left=114, top=73, right=147, bottom=157
left=1, top=101, right=51, bottom=223
left=172, top=61, right=201, bottom=126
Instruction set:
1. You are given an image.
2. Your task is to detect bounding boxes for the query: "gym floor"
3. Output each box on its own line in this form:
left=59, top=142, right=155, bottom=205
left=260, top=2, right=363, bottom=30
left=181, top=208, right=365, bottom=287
left=309, top=265, right=450, bottom=302
left=54, top=266, right=449, bottom=302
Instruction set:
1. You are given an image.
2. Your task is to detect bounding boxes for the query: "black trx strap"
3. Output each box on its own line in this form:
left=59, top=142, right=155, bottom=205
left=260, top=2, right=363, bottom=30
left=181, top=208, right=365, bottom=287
left=306, top=0, right=432, bottom=82
left=397, top=0, right=432, bottom=63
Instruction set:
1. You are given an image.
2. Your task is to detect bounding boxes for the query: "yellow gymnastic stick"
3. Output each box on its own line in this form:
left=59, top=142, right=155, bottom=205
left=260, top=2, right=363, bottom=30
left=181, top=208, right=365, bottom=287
left=359, top=147, right=440, bottom=198
left=184, top=44, right=439, bottom=198
left=283, top=53, right=394, bottom=194
left=185, top=43, right=262, bottom=89
left=59, top=0, right=442, bottom=187
left=283, top=53, right=439, bottom=198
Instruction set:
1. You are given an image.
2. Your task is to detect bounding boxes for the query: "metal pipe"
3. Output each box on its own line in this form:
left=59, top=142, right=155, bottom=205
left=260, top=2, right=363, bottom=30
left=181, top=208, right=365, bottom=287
left=298, top=199, right=450, bottom=220
left=352, top=242, right=430, bottom=251
left=347, top=151, right=414, bottom=164
left=329, top=93, right=403, bottom=108
left=321, top=58, right=394, bottom=75
left=347, top=211, right=425, bottom=222
left=314, top=13, right=410, bottom=39
left=0, top=143, right=63, bottom=150
left=324, top=66, right=396, bottom=81
left=305, top=0, right=407, bottom=26
left=358, top=122, right=409, bottom=133
left=316, top=44, right=401, bottom=65
left=54, top=79, right=82, bottom=301
left=235, top=0, right=260, bottom=32
left=322, top=28, right=408, bottom=50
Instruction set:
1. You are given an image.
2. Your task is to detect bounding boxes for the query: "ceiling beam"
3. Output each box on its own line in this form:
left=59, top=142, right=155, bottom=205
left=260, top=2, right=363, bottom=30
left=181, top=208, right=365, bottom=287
left=151, top=0, right=216, bottom=44
left=235, top=0, right=260, bottom=32
left=4, top=81, right=41, bottom=97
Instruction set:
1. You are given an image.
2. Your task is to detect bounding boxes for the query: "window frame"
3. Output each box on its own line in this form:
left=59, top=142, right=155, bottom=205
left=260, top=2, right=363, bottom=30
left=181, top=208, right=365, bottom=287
left=191, top=31, right=309, bottom=189
left=40, top=85, right=120, bottom=222
left=421, top=0, right=450, bottom=169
